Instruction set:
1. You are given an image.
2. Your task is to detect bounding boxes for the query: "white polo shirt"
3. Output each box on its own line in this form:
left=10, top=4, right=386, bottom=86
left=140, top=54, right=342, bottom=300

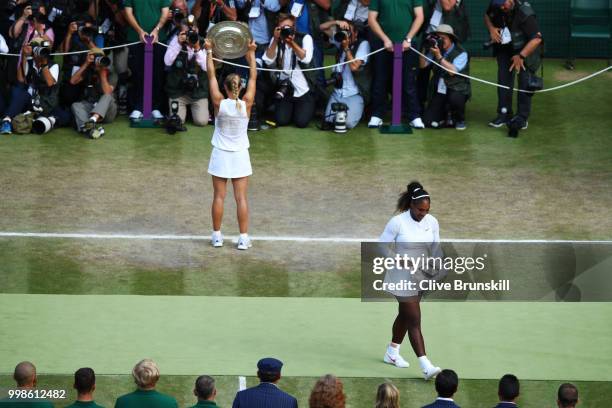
left=262, top=34, right=314, bottom=98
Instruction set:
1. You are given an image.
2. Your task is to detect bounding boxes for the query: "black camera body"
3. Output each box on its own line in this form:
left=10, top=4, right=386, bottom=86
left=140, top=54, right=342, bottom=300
left=183, top=73, right=199, bottom=92
left=94, top=54, right=111, bottom=68
left=280, top=25, right=295, bottom=40
left=507, top=115, right=524, bottom=138
left=274, top=78, right=293, bottom=100
left=334, top=29, right=350, bottom=43
left=325, top=72, right=343, bottom=89
left=187, top=29, right=200, bottom=45
left=166, top=100, right=185, bottom=134
left=172, top=8, right=185, bottom=25
left=424, top=33, right=444, bottom=51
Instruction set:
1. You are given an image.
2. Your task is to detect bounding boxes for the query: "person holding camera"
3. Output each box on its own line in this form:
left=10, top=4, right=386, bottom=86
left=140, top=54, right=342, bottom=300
left=484, top=0, right=542, bottom=133
left=319, top=19, right=370, bottom=131
left=163, top=21, right=209, bottom=127
left=8, top=2, right=54, bottom=48
left=1, top=37, right=70, bottom=134
left=367, top=0, right=424, bottom=129
left=419, top=24, right=469, bottom=130
left=417, top=0, right=470, bottom=111
left=204, top=39, right=257, bottom=250
left=70, top=48, right=118, bottom=139
left=262, top=14, right=316, bottom=128
left=59, top=17, right=98, bottom=107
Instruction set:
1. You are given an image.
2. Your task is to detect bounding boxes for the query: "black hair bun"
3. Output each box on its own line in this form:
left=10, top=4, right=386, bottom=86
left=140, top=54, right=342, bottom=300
left=407, top=181, right=424, bottom=195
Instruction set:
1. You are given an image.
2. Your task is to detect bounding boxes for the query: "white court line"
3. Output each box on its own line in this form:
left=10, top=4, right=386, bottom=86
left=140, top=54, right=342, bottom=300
left=0, top=231, right=610, bottom=244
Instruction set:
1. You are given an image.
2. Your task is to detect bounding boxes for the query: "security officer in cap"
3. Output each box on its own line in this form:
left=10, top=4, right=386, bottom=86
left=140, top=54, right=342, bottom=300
left=232, top=358, right=298, bottom=408
left=484, top=0, right=543, bottom=132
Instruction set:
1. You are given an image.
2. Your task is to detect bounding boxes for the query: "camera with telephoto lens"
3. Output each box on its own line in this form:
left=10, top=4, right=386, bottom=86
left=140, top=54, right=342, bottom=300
left=331, top=102, right=348, bottom=133
left=424, top=33, right=444, bottom=51
left=333, top=29, right=350, bottom=43
left=94, top=54, right=111, bottom=67
left=324, top=71, right=343, bottom=89
left=274, top=78, right=293, bottom=100
left=279, top=25, right=295, bottom=40
left=172, top=8, right=185, bottom=25
left=30, top=39, right=51, bottom=58
left=165, top=100, right=185, bottom=135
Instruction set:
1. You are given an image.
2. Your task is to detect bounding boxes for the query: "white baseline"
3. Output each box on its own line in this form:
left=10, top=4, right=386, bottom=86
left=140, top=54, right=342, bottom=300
left=0, top=231, right=610, bottom=244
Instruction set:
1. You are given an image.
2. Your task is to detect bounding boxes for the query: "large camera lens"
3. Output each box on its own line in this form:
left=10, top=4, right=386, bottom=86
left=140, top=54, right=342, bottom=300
left=187, top=30, right=199, bottom=44
left=274, top=79, right=292, bottom=100
left=280, top=26, right=294, bottom=39
left=333, top=30, right=349, bottom=43
left=95, top=55, right=111, bottom=67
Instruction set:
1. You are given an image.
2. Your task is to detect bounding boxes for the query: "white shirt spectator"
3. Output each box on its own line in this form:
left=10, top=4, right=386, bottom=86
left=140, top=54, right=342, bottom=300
left=331, top=38, right=370, bottom=98
left=24, top=62, right=60, bottom=97
left=343, top=0, right=369, bottom=23
left=0, top=34, right=8, bottom=54
left=262, top=34, right=314, bottom=98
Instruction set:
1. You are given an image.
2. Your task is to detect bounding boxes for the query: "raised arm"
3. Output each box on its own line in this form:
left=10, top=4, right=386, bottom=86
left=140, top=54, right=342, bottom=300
left=242, top=41, right=257, bottom=114
left=204, top=39, right=224, bottom=110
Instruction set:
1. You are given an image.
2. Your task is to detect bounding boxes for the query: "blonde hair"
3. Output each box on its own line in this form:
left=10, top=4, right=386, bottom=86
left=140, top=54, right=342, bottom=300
left=224, top=74, right=242, bottom=112
left=132, top=359, right=160, bottom=389
left=375, top=383, right=400, bottom=408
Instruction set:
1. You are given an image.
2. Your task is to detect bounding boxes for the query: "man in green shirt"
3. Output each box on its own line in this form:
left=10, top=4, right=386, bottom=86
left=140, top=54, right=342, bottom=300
left=65, top=368, right=104, bottom=408
left=124, top=0, right=171, bottom=121
left=368, top=0, right=425, bottom=128
left=114, top=359, right=178, bottom=408
left=0, top=361, right=54, bottom=408
left=188, top=375, right=218, bottom=408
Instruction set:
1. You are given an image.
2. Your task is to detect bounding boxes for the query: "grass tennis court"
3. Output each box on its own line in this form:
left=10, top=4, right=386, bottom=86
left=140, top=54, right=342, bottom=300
left=1, top=59, right=611, bottom=407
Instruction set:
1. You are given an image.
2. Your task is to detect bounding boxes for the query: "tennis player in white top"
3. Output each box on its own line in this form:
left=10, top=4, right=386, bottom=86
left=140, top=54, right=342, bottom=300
left=379, top=181, right=442, bottom=380
left=204, top=39, right=257, bottom=250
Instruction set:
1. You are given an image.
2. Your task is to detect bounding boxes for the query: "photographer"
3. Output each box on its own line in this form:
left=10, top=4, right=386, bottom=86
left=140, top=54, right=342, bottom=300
left=319, top=19, right=370, bottom=130
left=1, top=38, right=70, bottom=134
left=193, top=0, right=237, bottom=35
left=333, top=0, right=370, bottom=27
left=59, top=17, right=97, bottom=107
left=163, top=21, right=209, bottom=127
left=419, top=24, right=469, bottom=130
left=70, top=48, right=117, bottom=139
left=9, top=3, right=55, bottom=47
left=484, top=0, right=542, bottom=133
left=262, top=13, right=316, bottom=128
left=418, top=0, right=470, bottom=110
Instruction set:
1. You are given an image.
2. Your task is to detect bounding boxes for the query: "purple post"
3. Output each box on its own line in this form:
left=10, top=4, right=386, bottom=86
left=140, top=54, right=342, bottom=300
left=391, top=43, right=403, bottom=126
left=142, top=36, right=153, bottom=119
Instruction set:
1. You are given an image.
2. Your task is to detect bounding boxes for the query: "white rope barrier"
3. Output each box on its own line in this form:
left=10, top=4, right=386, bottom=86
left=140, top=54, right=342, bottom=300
left=0, top=40, right=610, bottom=93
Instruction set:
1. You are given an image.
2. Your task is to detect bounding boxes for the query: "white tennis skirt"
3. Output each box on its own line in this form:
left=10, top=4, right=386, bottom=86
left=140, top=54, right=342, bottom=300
left=208, top=147, right=253, bottom=179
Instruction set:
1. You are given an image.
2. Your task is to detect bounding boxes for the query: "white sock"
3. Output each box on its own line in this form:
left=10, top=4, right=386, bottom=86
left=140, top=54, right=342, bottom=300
left=387, top=343, right=399, bottom=356
left=240, top=233, right=249, bottom=240
left=212, top=230, right=221, bottom=237
left=89, top=116, right=97, bottom=123
left=418, top=356, right=432, bottom=370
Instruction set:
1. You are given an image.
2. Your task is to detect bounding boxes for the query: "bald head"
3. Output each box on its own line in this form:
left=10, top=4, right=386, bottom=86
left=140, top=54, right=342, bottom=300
left=14, top=362, right=37, bottom=387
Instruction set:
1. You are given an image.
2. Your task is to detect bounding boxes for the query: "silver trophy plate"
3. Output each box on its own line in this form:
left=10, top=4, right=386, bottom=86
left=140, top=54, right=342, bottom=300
left=207, top=21, right=253, bottom=59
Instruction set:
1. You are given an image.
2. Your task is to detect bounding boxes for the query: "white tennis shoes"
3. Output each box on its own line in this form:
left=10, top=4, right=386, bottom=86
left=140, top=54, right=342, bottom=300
left=384, top=347, right=441, bottom=380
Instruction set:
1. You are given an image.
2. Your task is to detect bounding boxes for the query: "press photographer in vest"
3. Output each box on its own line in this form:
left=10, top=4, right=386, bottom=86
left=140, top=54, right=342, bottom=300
left=319, top=19, right=370, bottom=132
left=417, top=0, right=470, bottom=111
left=1, top=37, right=70, bottom=135
left=262, top=13, right=316, bottom=128
left=70, top=48, right=118, bottom=139
left=419, top=24, right=470, bottom=130
left=484, top=0, right=542, bottom=135
left=163, top=17, right=210, bottom=128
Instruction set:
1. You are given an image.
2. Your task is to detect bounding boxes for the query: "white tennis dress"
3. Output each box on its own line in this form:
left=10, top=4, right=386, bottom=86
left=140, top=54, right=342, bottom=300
left=208, top=98, right=252, bottom=179
left=379, top=212, right=446, bottom=297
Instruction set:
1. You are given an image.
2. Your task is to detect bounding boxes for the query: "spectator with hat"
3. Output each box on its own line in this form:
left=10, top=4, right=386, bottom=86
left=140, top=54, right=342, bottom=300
left=418, top=23, right=470, bottom=130
left=232, top=358, right=298, bottom=408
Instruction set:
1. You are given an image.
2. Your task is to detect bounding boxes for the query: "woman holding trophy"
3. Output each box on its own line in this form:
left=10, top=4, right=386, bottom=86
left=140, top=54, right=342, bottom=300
left=204, top=32, right=257, bottom=250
